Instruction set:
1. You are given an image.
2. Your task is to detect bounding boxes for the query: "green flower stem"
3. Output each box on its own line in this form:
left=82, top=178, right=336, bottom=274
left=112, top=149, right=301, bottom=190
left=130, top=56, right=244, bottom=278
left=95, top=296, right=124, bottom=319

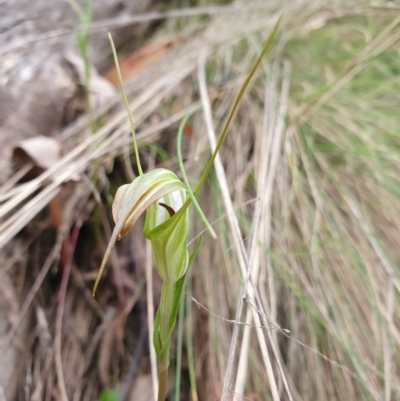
left=158, top=356, right=170, bottom=401
left=174, top=283, right=185, bottom=401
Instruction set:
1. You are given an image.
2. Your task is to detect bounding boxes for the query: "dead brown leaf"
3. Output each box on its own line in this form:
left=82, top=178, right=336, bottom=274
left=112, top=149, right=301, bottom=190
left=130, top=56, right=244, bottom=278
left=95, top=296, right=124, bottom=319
left=104, top=37, right=179, bottom=85
left=12, top=136, right=61, bottom=172
left=64, top=50, right=116, bottom=112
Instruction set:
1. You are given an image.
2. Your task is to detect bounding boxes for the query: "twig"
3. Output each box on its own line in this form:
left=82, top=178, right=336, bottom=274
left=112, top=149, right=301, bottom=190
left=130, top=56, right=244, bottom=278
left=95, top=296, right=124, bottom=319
left=119, top=320, right=148, bottom=401
left=11, top=236, right=63, bottom=337
left=54, top=219, right=82, bottom=401
left=188, top=293, right=289, bottom=331
left=189, top=289, right=374, bottom=389
left=0, top=185, right=61, bottom=248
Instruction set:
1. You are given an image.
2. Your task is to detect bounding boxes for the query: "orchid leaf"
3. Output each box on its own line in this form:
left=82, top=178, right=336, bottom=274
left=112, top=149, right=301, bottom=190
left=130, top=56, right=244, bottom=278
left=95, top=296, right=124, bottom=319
left=153, top=274, right=187, bottom=364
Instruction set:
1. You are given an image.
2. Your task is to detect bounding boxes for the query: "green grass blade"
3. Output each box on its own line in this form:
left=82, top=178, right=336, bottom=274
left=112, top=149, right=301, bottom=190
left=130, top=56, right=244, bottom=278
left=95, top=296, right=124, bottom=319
left=177, top=108, right=217, bottom=238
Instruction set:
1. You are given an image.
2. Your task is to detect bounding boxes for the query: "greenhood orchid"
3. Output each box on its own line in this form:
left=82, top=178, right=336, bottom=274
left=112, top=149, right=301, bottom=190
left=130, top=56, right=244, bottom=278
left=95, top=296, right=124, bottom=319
left=94, top=17, right=282, bottom=401
left=92, top=168, right=191, bottom=294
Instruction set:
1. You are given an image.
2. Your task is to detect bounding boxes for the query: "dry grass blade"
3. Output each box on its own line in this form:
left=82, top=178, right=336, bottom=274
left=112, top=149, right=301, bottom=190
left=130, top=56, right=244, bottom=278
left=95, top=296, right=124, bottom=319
left=145, top=155, right=158, bottom=401
left=0, top=64, right=195, bottom=248
left=235, top=59, right=293, bottom=400
left=198, top=49, right=280, bottom=401
left=54, top=220, right=82, bottom=401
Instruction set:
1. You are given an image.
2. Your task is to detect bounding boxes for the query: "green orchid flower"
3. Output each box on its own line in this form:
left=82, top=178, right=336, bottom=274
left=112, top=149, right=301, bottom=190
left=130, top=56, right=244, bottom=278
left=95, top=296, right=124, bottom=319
left=93, top=165, right=201, bottom=398
left=144, top=186, right=190, bottom=284
left=92, top=168, right=190, bottom=296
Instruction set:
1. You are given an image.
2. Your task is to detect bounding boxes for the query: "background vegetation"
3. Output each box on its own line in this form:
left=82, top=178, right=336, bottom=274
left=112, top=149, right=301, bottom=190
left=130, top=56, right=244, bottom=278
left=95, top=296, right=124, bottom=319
left=2, top=1, right=400, bottom=400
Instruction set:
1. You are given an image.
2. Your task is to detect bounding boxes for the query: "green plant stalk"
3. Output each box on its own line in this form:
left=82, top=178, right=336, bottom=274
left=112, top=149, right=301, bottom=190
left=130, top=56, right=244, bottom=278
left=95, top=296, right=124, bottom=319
left=108, top=33, right=143, bottom=176
left=155, top=281, right=181, bottom=401
left=151, top=237, right=201, bottom=401
left=174, top=282, right=185, bottom=401
left=80, top=19, right=94, bottom=133
left=173, top=14, right=282, bottom=223
left=144, top=15, right=283, bottom=249
left=177, top=108, right=217, bottom=238
left=186, top=277, right=198, bottom=401
left=194, top=15, right=282, bottom=193
left=158, top=361, right=169, bottom=401
left=68, top=0, right=95, bottom=133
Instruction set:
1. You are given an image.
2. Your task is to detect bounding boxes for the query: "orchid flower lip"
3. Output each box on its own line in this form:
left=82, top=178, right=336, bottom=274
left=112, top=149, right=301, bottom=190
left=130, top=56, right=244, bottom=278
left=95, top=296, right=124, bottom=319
left=159, top=202, right=176, bottom=217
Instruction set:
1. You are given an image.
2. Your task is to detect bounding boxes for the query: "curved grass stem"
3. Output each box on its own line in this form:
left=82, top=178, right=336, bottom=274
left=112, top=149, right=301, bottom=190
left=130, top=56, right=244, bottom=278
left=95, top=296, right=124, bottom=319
left=176, top=14, right=282, bottom=219
left=177, top=108, right=217, bottom=238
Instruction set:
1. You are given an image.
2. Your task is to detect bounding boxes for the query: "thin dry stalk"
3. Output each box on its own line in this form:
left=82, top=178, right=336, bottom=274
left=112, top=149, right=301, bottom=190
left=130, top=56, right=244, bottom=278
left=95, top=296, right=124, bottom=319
left=219, top=50, right=293, bottom=401
left=256, top=60, right=293, bottom=401
left=384, top=278, right=394, bottom=401
left=197, top=50, right=280, bottom=401
left=234, top=310, right=252, bottom=399
left=145, top=155, right=158, bottom=401
left=12, top=237, right=63, bottom=336
left=234, top=48, right=279, bottom=399
left=234, top=59, right=293, bottom=401
left=54, top=219, right=81, bottom=401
